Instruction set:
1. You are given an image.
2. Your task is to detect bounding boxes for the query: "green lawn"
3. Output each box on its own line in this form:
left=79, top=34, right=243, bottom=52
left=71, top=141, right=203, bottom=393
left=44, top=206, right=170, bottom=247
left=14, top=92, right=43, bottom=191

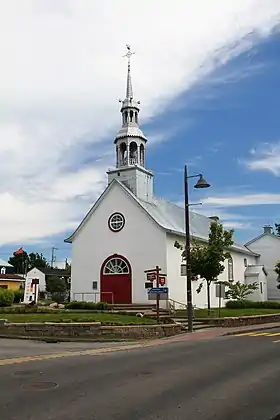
left=194, top=308, right=280, bottom=318
left=1, top=312, right=156, bottom=325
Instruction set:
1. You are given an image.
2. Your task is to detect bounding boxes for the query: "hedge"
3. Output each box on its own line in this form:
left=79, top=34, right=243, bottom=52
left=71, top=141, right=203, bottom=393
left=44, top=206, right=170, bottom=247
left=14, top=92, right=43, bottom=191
left=65, top=301, right=108, bottom=310
left=0, top=289, right=14, bottom=307
left=226, top=300, right=280, bottom=309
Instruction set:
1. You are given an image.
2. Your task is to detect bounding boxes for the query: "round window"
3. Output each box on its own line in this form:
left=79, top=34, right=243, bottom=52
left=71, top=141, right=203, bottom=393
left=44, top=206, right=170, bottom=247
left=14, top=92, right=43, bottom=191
left=108, top=212, right=125, bottom=232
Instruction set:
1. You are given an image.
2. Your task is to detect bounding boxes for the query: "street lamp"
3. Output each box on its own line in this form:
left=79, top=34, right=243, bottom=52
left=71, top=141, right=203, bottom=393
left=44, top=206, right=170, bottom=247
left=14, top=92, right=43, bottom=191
left=184, top=166, right=210, bottom=332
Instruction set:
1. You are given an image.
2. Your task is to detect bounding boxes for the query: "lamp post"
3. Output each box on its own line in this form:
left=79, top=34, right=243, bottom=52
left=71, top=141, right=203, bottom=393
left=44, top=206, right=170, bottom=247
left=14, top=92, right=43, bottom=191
left=184, top=165, right=210, bottom=332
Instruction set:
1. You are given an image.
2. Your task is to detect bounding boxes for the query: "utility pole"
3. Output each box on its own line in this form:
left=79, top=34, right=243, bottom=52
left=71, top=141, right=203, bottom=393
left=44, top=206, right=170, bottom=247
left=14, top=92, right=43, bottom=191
left=51, top=247, right=58, bottom=268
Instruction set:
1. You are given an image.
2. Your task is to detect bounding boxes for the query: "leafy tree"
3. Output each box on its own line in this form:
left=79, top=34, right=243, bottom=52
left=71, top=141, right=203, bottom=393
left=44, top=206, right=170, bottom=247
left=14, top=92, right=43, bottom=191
left=275, top=224, right=280, bottom=236
left=8, top=250, right=29, bottom=274
left=46, top=276, right=68, bottom=303
left=8, top=251, right=49, bottom=274
left=175, top=222, right=234, bottom=314
left=275, top=260, right=280, bottom=276
left=222, top=281, right=259, bottom=301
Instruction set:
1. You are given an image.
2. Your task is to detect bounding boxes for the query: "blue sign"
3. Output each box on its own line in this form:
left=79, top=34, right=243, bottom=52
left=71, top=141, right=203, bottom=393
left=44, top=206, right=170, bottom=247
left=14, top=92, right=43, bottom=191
left=148, top=287, right=168, bottom=294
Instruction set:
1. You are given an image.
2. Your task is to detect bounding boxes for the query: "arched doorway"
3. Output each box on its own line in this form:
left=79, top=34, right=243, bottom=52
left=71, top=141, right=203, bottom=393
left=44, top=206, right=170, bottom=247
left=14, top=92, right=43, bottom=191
left=100, top=255, right=132, bottom=304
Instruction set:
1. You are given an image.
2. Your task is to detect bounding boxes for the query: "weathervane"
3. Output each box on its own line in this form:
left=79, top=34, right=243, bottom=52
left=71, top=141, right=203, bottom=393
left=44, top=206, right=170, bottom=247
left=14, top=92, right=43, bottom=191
left=123, top=44, right=135, bottom=64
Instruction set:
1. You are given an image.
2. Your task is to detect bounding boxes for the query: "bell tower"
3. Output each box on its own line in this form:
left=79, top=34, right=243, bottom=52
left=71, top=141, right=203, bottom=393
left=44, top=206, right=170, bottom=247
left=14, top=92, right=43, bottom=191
left=107, top=45, right=154, bottom=202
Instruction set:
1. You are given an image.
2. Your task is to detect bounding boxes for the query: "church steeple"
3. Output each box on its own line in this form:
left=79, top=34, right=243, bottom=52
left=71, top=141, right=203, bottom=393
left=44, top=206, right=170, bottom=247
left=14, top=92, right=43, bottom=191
left=107, top=45, right=154, bottom=202
left=115, top=45, right=147, bottom=168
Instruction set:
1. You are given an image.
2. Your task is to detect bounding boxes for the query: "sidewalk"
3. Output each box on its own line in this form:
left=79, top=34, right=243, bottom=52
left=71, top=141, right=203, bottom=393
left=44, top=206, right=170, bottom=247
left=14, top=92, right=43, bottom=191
left=148, top=321, right=280, bottom=346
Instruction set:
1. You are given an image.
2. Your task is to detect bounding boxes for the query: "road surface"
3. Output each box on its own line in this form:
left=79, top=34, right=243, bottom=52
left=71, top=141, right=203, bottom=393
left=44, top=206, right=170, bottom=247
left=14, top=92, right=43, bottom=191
left=1, top=328, right=280, bottom=419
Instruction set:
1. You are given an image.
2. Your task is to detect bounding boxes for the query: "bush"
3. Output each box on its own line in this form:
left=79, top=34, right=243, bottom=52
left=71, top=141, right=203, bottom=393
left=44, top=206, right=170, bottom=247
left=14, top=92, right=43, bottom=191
left=13, top=290, right=24, bottom=304
left=65, top=301, right=108, bottom=310
left=226, top=300, right=280, bottom=309
left=0, top=289, right=14, bottom=307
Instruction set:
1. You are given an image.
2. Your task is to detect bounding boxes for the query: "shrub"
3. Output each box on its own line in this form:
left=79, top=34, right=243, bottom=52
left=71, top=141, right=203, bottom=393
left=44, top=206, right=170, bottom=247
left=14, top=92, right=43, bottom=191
left=0, top=289, right=14, bottom=307
left=65, top=301, right=108, bottom=310
left=13, top=290, right=24, bottom=304
left=226, top=300, right=280, bottom=309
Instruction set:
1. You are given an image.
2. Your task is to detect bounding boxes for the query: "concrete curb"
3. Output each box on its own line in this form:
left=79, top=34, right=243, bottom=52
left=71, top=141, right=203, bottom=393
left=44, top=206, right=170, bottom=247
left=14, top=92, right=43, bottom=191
left=221, top=324, right=280, bottom=336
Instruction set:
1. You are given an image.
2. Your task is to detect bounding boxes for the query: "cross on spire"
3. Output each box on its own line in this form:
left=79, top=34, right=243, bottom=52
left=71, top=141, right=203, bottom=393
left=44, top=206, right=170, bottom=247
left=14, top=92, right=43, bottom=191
left=123, top=44, right=135, bottom=99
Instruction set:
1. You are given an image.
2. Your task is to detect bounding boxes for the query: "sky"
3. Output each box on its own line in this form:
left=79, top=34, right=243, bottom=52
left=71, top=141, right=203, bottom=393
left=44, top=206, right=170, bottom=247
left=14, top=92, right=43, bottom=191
left=0, top=0, right=280, bottom=266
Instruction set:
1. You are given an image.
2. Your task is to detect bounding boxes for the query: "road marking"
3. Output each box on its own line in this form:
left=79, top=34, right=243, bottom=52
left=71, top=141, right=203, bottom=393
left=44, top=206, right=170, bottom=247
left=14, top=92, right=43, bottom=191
left=248, top=332, right=271, bottom=337
left=0, top=343, right=150, bottom=367
left=265, top=332, right=280, bottom=337
left=234, top=332, right=270, bottom=337
left=273, top=339, right=280, bottom=343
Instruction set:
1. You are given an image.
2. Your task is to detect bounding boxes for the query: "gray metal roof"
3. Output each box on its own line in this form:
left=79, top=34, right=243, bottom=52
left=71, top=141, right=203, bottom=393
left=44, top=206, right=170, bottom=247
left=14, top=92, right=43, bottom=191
left=0, top=258, right=13, bottom=267
left=137, top=195, right=257, bottom=255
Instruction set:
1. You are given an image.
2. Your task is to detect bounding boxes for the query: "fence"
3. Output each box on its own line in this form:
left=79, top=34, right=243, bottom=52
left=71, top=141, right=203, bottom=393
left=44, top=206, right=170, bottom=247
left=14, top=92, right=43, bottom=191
left=72, top=292, right=114, bottom=303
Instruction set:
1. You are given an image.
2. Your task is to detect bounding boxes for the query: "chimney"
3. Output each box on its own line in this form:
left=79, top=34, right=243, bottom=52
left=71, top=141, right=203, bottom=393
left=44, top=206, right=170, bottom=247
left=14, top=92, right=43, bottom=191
left=209, top=216, right=220, bottom=222
left=263, top=225, right=273, bottom=235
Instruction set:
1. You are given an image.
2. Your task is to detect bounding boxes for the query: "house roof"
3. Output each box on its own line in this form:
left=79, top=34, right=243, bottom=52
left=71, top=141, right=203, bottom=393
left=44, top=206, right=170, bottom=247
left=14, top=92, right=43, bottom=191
left=0, top=273, right=25, bottom=280
left=245, top=265, right=268, bottom=277
left=64, top=179, right=258, bottom=256
left=245, top=232, right=280, bottom=247
left=0, top=258, right=13, bottom=268
left=30, top=267, right=70, bottom=277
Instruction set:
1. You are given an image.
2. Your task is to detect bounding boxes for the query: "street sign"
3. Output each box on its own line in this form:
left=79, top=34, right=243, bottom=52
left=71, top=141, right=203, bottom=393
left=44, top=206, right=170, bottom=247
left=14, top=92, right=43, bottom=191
left=146, top=272, right=156, bottom=281
left=216, top=283, right=225, bottom=298
left=145, top=281, right=153, bottom=289
left=148, top=287, right=168, bottom=294
left=159, top=276, right=166, bottom=286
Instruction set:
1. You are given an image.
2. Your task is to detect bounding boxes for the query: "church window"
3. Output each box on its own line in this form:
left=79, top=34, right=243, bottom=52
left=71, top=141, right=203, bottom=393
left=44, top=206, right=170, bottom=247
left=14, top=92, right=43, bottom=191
left=119, top=142, right=127, bottom=166
left=125, top=111, right=128, bottom=123
left=130, top=110, right=134, bottom=122
left=228, top=257, right=234, bottom=282
left=135, top=112, right=138, bottom=123
left=129, top=142, right=138, bottom=164
left=140, top=144, right=145, bottom=166
left=108, top=212, right=125, bottom=232
left=1, top=267, right=6, bottom=275
left=103, top=257, right=129, bottom=274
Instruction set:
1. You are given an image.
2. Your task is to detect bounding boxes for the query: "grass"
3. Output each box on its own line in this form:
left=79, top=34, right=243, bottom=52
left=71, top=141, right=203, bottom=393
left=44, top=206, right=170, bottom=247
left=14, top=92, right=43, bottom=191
left=193, top=308, right=280, bottom=318
left=0, top=311, right=156, bottom=325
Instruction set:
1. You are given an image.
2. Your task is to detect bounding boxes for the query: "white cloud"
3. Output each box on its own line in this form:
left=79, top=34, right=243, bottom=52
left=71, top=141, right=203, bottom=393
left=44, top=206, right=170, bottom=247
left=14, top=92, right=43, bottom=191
left=1, top=0, right=280, bottom=245
left=203, top=193, right=280, bottom=207
left=244, top=142, right=280, bottom=175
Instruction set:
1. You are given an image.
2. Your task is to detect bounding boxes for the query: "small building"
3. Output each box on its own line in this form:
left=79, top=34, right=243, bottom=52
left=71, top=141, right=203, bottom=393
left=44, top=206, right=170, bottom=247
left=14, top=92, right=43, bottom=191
left=65, top=49, right=265, bottom=308
left=0, top=258, right=25, bottom=290
left=246, top=226, right=280, bottom=301
left=26, top=267, right=71, bottom=299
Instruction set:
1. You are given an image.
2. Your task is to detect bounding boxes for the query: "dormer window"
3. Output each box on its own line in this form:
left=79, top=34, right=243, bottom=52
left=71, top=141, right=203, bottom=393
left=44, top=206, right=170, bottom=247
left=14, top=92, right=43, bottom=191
left=1, top=267, right=6, bottom=275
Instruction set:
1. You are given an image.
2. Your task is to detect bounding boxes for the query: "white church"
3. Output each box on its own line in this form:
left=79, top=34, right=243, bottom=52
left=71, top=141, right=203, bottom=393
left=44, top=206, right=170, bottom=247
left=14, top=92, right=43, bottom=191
left=65, top=47, right=269, bottom=308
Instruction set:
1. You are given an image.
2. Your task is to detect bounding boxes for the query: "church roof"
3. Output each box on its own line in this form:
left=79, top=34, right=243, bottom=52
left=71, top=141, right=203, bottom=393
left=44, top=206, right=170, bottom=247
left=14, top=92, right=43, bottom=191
left=0, top=258, right=13, bottom=267
left=64, top=179, right=258, bottom=256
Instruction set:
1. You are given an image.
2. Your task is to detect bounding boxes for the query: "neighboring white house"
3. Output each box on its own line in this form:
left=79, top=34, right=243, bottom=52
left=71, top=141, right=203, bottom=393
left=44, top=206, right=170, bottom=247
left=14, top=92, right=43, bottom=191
left=25, top=267, right=71, bottom=300
left=65, top=48, right=266, bottom=308
left=246, top=226, right=280, bottom=301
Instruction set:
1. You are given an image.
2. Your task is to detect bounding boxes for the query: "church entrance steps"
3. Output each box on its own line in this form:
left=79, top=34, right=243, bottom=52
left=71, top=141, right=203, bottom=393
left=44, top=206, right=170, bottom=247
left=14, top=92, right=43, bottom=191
left=171, top=317, right=214, bottom=331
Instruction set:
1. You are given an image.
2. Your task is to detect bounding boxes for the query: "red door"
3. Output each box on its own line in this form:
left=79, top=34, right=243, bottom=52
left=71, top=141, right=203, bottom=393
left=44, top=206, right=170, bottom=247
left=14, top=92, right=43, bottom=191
left=100, top=255, right=132, bottom=304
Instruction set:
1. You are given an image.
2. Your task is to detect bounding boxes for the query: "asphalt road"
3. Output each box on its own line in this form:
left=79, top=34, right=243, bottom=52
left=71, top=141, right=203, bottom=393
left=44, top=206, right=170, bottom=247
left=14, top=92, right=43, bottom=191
left=1, top=329, right=280, bottom=420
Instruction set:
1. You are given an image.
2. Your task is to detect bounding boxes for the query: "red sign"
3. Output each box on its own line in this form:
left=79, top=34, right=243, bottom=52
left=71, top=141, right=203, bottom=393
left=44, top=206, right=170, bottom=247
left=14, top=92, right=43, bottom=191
left=159, top=276, right=166, bottom=286
left=147, top=272, right=156, bottom=281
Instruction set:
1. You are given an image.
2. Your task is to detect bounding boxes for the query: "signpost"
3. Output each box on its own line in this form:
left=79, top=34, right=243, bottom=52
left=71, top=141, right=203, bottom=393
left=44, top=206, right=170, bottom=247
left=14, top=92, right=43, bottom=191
left=216, top=283, right=225, bottom=318
left=144, top=267, right=167, bottom=323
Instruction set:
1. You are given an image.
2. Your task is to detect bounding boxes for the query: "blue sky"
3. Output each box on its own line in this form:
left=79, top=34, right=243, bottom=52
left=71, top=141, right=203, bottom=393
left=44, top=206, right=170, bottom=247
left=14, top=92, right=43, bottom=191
left=146, top=31, right=280, bottom=243
left=1, top=2, right=280, bottom=266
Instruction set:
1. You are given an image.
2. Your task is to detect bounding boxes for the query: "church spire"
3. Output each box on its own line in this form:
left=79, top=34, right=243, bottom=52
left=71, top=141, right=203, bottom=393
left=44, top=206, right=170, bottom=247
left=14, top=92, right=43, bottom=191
left=125, top=45, right=134, bottom=99
left=107, top=45, right=154, bottom=202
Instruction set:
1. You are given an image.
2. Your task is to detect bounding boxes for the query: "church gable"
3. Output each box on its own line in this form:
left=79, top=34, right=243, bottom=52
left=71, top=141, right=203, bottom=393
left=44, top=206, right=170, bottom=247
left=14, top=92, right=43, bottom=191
left=65, top=180, right=162, bottom=244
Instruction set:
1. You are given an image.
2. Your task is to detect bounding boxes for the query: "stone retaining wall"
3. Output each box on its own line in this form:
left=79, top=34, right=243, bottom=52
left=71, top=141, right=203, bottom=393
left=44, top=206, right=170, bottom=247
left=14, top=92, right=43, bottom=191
left=199, top=313, right=280, bottom=327
left=0, top=320, right=182, bottom=340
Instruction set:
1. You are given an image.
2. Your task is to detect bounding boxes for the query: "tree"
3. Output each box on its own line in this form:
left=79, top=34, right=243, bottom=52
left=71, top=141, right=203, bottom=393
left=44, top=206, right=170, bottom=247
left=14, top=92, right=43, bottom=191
left=175, top=221, right=234, bottom=314
left=8, top=250, right=29, bottom=274
left=46, top=276, right=68, bottom=303
left=8, top=251, right=49, bottom=274
left=222, top=281, right=259, bottom=301
left=275, top=224, right=280, bottom=236
left=275, top=260, right=280, bottom=289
